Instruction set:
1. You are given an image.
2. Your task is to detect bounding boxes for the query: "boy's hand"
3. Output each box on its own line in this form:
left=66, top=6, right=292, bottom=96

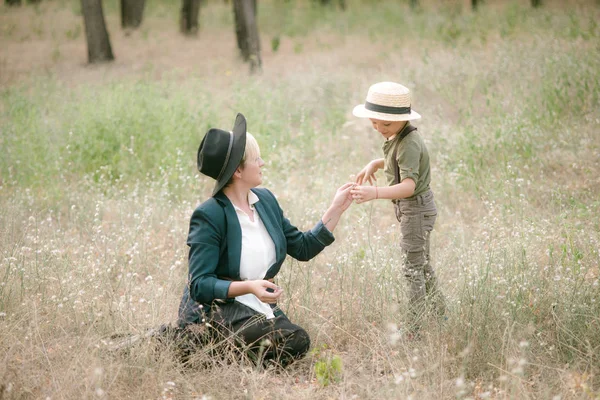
left=355, top=162, right=377, bottom=185
left=350, top=185, right=377, bottom=204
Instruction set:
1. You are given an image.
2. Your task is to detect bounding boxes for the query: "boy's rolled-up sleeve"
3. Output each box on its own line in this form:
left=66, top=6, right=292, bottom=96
left=397, top=139, right=421, bottom=183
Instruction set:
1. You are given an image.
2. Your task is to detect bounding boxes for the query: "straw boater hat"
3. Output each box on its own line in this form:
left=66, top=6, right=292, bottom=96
left=197, top=113, right=247, bottom=196
left=353, top=82, right=421, bottom=122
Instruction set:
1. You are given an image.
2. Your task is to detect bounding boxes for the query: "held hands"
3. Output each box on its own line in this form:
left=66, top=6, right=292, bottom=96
left=351, top=160, right=382, bottom=204
left=248, top=280, right=283, bottom=304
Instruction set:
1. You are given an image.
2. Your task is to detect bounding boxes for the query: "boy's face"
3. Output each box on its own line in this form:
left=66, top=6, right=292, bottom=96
left=369, top=119, right=407, bottom=140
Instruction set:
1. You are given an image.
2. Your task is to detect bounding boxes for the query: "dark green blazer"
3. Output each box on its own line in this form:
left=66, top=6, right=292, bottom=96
left=178, top=187, right=335, bottom=326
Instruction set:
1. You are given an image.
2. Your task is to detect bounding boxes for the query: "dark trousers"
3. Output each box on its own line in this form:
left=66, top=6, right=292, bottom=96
left=174, top=301, right=310, bottom=368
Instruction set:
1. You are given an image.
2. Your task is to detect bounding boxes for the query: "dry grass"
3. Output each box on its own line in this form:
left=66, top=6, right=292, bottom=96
left=1, top=0, right=599, bottom=399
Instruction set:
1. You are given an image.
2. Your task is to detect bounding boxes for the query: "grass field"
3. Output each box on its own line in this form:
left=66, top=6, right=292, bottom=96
left=1, top=0, right=599, bottom=398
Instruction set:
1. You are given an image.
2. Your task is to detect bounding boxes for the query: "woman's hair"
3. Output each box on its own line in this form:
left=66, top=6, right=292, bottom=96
left=240, top=132, right=260, bottom=168
left=222, top=132, right=260, bottom=189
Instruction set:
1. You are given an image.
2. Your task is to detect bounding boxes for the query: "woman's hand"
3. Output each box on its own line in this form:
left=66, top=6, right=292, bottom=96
left=355, top=161, right=379, bottom=186
left=331, top=182, right=355, bottom=212
left=247, top=280, right=283, bottom=304
left=321, top=183, right=355, bottom=231
left=350, top=185, right=377, bottom=204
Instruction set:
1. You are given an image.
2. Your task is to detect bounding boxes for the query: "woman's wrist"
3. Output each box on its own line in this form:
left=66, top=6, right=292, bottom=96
left=322, top=206, right=342, bottom=231
left=228, top=280, right=252, bottom=298
left=326, top=204, right=344, bottom=217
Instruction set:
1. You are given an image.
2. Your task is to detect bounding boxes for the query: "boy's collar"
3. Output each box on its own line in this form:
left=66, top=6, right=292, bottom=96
left=387, top=122, right=411, bottom=141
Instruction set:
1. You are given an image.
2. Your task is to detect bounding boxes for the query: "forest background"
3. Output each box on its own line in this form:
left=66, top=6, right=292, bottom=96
left=0, top=0, right=599, bottom=398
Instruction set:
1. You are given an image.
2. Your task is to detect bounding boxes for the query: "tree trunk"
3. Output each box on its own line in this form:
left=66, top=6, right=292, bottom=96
left=472, top=0, right=479, bottom=10
left=121, top=0, right=146, bottom=29
left=234, top=0, right=257, bottom=56
left=6, top=0, right=22, bottom=5
left=318, top=0, right=345, bottom=8
left=180, top=0, right=201, bottom=35
left=531, top=0, right=542, bottom=7
left=81, top=0, right=114, bottom=63
left=233, top=0, right=261, bottom=73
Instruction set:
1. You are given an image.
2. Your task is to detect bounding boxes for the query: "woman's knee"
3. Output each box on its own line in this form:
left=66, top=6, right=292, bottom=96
left=272, top=328, right=310, bottom=368
left=276, top=326, right=310, bottom=360
left=292, top=328, right=311, bottom=357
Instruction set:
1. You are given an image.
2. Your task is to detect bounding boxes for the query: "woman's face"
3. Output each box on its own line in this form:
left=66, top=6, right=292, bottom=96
left=239, top=150, right=265, bottom=188
left=369, top=118, right=406, bottom=140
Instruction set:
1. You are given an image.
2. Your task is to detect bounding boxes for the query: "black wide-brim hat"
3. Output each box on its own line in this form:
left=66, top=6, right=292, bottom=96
left=197, top=113, right=247, bottom=196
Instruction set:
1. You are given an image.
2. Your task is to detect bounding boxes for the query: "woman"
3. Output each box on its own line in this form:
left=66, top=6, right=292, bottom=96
left=177, top=113, right=353, bottom=367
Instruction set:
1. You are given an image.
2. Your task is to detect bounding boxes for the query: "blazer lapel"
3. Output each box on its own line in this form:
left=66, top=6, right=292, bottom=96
left=214, top=192, right=242, bottom=280
left=253, top=191, right=285, bottom=263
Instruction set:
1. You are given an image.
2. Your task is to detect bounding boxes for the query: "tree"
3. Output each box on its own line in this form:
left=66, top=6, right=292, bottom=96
left=5, top=0, right=43, bottom=4
left=233, top=0, right=261, bottom=73
left=121, top=0, right=146, bottom=29
left=81, top=0, right=114, bottom=63
left=180, top=0, right=201, bottom=35
left=318, top=0, right=346, bottom=10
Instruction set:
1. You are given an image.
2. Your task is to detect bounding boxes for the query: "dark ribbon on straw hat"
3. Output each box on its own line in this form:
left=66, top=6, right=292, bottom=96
left=364, top=101, right=411, bottom=115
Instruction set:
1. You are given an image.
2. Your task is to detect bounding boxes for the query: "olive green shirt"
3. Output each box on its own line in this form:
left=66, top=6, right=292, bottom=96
left=382, top=123, right=431, bottom=198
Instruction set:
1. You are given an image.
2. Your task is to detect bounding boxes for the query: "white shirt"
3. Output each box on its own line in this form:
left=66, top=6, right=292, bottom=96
left=233, top=191, right=277, bottom=319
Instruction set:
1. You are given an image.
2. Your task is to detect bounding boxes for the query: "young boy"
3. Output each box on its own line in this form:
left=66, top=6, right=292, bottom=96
left=350, top=81, right=445, bottom=333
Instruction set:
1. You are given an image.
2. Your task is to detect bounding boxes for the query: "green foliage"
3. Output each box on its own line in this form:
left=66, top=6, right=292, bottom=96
left=311, top=344, right=343, bottom=386
left=2, top=22, right=17, bottom=38
left=0, top=74, right=353, bottom=192
left=451, top=237, right=600, bottom=379
left=51, top=46, right=61, bottom=62
left=65, top=23, right=81, bottom=40
left=437, top=40, right=599, bottom=199
left=0, top=80, right=207, bottom=188
left=271, top=35, right=280, bottom=52
left=257, top=1, right=341, bottom=37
